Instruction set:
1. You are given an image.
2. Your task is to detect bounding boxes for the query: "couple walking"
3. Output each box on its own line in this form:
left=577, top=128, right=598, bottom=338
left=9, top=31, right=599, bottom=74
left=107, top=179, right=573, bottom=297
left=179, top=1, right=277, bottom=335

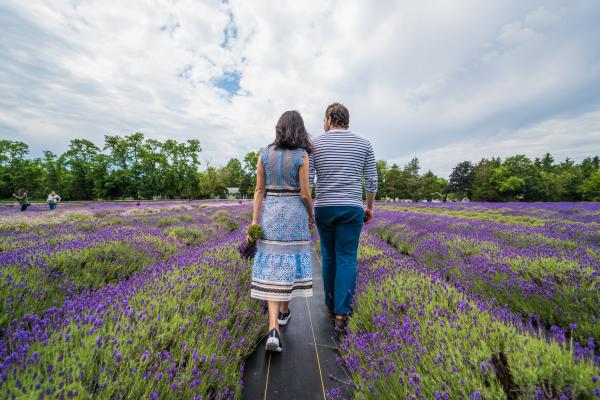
left=248, top=102, right=378, bottom=352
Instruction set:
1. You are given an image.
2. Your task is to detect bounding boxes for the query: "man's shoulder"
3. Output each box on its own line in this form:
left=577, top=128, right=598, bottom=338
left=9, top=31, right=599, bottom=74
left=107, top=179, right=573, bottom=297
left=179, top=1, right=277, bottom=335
left=313, top=131, right=371, bottom=145
left=349, top=131, right=371, bottom=145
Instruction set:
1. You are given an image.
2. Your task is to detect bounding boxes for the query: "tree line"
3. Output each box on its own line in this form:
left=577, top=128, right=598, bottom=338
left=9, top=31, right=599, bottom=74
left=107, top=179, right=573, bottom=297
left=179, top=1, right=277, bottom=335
left=377, top=154, right=600, bottom=202
left=1, top=135, right=599, bottom=202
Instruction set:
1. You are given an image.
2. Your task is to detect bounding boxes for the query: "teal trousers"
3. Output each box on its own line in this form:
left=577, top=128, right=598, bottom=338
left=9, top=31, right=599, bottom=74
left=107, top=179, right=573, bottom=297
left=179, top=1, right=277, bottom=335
left=315, top=206, right=364, bottom=315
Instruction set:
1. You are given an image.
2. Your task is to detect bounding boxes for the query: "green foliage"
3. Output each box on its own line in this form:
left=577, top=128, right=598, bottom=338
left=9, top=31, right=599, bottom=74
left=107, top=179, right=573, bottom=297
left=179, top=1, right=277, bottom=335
left=578, top=169, right=600, bottom=201
left=157, top=216, right=180, bottom=227
left=0, top=241, right=157, bottom=330
left=162, top=226, right=210, bottom=245
left=215, top=216, right=240, bottom=232
left=49, top=242, right=154, bottom=290
left=246, top=223, right=263, bottom=242
left=64, top=213, right=93, bottom=222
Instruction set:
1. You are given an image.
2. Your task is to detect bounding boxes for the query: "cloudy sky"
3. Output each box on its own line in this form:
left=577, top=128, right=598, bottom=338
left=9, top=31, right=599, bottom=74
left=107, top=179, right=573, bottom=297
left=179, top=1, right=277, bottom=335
left=1, top=0, right=599, bottom=178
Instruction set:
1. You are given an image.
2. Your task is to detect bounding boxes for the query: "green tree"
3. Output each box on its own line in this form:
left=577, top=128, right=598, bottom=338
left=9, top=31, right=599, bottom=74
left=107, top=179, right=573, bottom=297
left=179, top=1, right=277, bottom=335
left=222, top=158, right=244, bottom=188
left=199, top=160, right=225, bottom=199
left=449, top=161, right=474, bottom=198
left=471, top=158, right=502, bottom=201
left=63, top=139, right=102, bottom=200
left=159, top=139, right=202, bottom=199
left=375, top=160, right=388, bottom=199
left=578, top=169, right=600, bottom=201
left=403, top=157, right=421, bottom=201
left=419, top=170, right=445, bottom=201
left=503, top=155, right=542, bottom=201
left=539, top=171, right=567, bottom=201
left=0, top=140, right=31, bottom=198
left=138, top=139, right=168, bottom=199
left=580, top=156, right=599, bottom=180
left=240, top=151, right=260, bottom=198
left=385, top=164, right=403, bottom=200
left=491, top=166, right=525, bottom=201
left=557, top=158, right=584, bottom=201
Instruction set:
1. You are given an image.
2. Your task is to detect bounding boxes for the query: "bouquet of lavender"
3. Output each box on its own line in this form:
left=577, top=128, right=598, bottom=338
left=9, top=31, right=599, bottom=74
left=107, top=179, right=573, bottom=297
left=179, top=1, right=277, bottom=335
left=237, top=223, right=263, bottom=260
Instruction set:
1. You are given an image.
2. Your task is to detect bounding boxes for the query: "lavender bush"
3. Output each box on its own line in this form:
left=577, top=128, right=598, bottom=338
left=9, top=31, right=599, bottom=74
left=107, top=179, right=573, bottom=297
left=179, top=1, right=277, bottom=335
left=335, top=233, right=599, bottom=399
left=1, top=202, right=263, bottom=399
left=374, top=203, right=600, bottom=345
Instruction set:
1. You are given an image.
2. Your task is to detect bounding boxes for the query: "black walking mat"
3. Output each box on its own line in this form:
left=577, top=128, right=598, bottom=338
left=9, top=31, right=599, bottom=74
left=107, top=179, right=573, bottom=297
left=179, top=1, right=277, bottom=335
left=242, top=251, right=352, bottom=400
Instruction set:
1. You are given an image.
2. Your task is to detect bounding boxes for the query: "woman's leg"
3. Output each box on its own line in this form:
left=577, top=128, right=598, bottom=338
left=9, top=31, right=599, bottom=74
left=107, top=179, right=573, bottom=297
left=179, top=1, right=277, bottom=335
left=267, top=300, right=280, bottom=332
left=280, top=301, right=289, bottom=314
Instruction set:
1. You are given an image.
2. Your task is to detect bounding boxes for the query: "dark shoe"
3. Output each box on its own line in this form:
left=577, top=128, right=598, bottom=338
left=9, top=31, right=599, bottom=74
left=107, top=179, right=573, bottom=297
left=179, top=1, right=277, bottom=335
left=325, top=308, right=335, bottom=320
left=334, top=315, right=348, bottom=335
left=265, top=328, right=282, bottom=352
left=278, top=310, right=291, bottom=326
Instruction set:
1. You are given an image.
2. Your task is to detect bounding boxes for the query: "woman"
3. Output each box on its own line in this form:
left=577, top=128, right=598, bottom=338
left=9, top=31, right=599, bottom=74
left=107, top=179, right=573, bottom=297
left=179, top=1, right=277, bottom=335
left=249, top=110, right=315, bottom=353
left=12, top=188, right=30, bottom=212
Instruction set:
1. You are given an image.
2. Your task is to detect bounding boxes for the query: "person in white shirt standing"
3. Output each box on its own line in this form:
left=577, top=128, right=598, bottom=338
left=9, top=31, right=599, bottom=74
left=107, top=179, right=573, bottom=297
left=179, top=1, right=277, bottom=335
left=309, top=102, right=378, bottom=333
left=47, top=191, right=61, bottom=210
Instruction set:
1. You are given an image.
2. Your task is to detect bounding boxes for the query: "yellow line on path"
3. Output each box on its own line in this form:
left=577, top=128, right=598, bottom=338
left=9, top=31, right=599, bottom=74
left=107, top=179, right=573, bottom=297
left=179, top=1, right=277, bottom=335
left=263, top=352, right=271, bottom=400
left=306, top=249, right=327, bottom=400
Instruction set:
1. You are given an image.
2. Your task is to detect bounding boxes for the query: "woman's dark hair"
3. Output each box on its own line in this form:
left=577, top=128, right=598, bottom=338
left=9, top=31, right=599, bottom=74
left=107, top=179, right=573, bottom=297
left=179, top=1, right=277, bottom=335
left=272, top=110, right=313, bottom=153
left=325, top=102, right=349, bottom=129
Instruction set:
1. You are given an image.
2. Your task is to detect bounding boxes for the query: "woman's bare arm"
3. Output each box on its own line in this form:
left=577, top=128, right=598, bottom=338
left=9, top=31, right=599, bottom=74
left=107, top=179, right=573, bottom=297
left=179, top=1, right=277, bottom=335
left=251, top=158, right=266, bottom=225
left=299, top=154, right=314, bottom=224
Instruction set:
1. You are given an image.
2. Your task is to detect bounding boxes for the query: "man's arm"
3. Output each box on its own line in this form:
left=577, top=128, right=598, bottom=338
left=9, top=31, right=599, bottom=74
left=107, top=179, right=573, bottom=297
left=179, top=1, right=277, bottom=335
left=363, top=142, right=378, bottom=224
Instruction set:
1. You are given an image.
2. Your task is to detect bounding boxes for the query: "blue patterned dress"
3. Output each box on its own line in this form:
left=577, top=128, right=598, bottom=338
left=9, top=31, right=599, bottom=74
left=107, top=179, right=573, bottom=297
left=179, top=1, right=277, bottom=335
left=250, top=145, right=313, bottom=301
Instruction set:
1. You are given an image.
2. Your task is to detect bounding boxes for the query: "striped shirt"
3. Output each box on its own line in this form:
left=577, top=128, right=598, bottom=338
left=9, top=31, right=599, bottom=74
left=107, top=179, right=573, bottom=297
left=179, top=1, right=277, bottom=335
left=309, top=130, right=378, bottom=207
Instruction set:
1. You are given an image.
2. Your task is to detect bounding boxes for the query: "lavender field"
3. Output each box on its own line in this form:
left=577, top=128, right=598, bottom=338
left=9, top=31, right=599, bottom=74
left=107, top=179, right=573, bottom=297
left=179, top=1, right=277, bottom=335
left=0, top=201, right=599, bottom=399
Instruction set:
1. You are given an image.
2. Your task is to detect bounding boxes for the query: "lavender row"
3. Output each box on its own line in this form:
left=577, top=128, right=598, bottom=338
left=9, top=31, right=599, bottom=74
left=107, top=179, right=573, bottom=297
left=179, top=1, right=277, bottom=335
left=1, top=205, right=263, bottom=399
left=372, top=207, right=599, bottom=346
left=332, top=233, right=599, bottom=399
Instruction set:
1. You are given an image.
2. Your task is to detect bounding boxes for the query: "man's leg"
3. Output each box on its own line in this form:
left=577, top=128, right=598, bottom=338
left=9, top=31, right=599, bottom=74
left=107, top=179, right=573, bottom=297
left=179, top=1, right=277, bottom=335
left=333, top=207, right=364, bottom=315
left=315, top=207, right=336, bottom=312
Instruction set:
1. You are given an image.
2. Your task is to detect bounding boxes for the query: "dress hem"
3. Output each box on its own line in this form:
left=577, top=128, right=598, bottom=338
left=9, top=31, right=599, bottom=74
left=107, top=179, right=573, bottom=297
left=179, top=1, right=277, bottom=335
left=250, top=289, right=313, bottom=302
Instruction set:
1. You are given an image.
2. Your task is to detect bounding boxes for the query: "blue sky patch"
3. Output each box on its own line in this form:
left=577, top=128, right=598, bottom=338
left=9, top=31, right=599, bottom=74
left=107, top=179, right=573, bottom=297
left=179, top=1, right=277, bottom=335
left=212, top=71, right=241, bottom=96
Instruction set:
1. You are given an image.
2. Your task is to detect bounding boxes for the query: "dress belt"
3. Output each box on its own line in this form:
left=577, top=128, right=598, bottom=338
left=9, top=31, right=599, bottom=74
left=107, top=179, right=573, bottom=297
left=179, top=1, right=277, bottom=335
left=265, top=188, right=301, bottom=196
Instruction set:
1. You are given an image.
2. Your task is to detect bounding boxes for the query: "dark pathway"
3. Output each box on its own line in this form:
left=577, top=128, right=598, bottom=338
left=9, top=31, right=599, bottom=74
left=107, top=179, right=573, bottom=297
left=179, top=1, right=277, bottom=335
left=242, top=251, right=352, bottom=400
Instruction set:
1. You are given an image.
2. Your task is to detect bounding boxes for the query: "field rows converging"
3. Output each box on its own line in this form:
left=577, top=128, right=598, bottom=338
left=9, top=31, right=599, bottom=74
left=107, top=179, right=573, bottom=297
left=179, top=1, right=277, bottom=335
left=0, top=201, right=599, bottom=399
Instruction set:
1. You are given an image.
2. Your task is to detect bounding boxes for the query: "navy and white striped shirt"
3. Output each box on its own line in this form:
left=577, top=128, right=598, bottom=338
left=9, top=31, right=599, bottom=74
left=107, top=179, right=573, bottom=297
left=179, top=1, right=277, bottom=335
left=309, top=130, right=378, bottom=207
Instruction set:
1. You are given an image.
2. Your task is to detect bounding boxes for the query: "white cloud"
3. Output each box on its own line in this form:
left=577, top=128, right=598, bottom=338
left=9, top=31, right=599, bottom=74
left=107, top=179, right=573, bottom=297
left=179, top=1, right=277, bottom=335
left=0, top=0, right=599, bottom=176
left=401, top=110, right=600, bottom=177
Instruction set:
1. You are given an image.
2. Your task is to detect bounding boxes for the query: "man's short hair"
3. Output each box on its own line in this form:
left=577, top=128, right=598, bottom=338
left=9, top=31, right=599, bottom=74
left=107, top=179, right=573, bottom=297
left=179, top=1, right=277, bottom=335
left=325, top=102, right=349, bottom=129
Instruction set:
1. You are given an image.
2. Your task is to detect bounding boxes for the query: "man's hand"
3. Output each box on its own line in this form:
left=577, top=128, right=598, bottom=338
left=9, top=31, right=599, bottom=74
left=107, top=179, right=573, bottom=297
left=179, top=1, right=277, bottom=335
left=364, top=208, right=374, bottom=224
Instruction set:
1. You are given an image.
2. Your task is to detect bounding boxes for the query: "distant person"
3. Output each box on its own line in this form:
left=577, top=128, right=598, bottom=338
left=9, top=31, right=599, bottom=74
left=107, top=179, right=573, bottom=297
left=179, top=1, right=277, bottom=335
left=47, top=191, right=61, bottom=210
left=249, top=110, right=314, bottom=353
left=12, top=188, right=31, bottom=212
left=309, top=102, right=378, bottom=333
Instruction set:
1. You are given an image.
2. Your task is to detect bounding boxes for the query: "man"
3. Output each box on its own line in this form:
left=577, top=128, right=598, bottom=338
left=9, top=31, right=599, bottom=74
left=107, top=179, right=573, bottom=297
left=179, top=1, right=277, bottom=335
left=12, top=188, right=30, bottom=212
left=309, top=102, right=377, bottom=332
left=47, top=191, right=61, bottom=210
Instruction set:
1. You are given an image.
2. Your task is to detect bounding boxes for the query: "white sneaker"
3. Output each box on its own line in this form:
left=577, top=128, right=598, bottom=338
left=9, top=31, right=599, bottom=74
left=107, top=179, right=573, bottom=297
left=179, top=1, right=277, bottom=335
left=265, top=329, right=282, bottom=352
left=278, top=310, right=292, bottom=326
